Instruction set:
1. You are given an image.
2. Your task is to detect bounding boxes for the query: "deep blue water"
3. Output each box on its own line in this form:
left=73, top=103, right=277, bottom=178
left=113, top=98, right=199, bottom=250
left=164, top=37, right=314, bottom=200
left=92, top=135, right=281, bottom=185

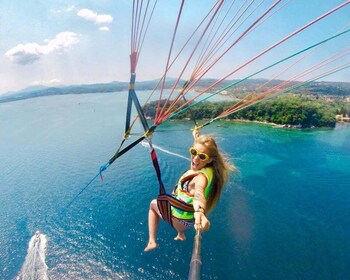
left=0, top=93, right=349, bottom=280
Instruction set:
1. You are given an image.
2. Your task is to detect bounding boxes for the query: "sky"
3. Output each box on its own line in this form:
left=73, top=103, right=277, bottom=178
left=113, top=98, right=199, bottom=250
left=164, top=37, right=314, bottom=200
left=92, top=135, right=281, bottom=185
left=0, top=0, right=349, bottom=95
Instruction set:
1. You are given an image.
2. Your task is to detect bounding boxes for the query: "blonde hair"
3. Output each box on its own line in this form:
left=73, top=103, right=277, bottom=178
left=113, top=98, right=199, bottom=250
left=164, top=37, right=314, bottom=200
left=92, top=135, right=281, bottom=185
left=194, top=135, right=235, bottom=212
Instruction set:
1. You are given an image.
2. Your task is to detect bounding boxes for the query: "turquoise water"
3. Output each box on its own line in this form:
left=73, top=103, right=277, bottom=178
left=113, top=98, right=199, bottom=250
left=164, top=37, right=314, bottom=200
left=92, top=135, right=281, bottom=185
left=1, top=93, right=349, bottom=279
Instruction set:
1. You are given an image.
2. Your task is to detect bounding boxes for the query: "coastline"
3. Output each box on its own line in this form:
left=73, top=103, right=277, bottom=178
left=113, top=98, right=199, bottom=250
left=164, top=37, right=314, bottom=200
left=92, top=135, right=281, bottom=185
left=227, top=118, right=350, bottom=129
left=169, top=118, right=338, bottom=129
left=226, top=119, right=309, bottom=129
left=224, top=118, right=348, bottom=129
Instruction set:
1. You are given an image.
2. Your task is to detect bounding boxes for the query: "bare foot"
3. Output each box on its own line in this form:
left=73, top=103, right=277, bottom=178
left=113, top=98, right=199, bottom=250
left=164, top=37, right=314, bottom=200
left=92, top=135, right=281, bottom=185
left=144, top=241, right=158, bottom=252
left=174, top=232, right=186, bottom=241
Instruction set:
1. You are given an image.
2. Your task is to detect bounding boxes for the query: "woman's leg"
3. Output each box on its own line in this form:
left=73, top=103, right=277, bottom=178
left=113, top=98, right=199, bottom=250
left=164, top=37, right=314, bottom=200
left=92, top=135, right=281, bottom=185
left=172, top=219, right=190, bottom=241
left=144, top=199, right=161, bottom=252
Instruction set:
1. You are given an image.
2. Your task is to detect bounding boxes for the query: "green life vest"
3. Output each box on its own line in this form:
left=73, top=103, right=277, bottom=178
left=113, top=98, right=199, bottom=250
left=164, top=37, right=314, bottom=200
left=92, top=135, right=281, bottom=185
left=171, top=167, right=214, bottom=220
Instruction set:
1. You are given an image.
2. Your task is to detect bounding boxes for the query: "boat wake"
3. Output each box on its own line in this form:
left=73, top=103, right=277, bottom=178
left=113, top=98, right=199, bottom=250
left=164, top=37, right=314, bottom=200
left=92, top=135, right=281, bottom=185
left=16, top=231, right=49, bottom=280
left=141, top=141, right=190, bottom=161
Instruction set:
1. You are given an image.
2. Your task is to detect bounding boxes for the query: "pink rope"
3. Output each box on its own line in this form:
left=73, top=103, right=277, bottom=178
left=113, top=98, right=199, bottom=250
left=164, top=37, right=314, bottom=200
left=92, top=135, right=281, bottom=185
left=157, top=0, right=283, bottom=123
left=198, top=0, right=350, bottom=97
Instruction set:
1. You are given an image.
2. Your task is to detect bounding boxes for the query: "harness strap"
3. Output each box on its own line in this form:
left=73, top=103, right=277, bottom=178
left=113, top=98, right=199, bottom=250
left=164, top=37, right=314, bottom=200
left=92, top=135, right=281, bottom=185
left=108, top=135, right=146, bottom=165
left=150, top=145, right=195, bottom=227
left=150, top=148, right=165, bottom=194
left=113, top=73, right=196, bottom=228
left=108, top=73, right=154, bottom=166
left=157, top=193, right=194, bottom=227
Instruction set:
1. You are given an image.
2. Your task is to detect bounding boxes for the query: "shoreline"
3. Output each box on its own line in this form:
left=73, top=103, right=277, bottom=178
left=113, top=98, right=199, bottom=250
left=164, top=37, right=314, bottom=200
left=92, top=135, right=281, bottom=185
left=225, top=119, right=307, bottom=129
left=223, top=118, right=347, bottom=129
left=169, top=117, right=338, bottom=129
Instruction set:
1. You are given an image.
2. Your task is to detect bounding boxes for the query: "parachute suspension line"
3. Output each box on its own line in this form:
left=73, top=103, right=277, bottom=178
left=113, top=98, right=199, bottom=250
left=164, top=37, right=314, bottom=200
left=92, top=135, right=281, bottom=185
left=182, top=0, right=234, bottom=83
left=131, top=0, right=158, bottom=73
left=156, top=1, right=226, bottom=125
left=157, top=2, right=223, bottom=122
left=232, top=46, right=350, bottom=115
left=63, top=166, right=108, bottom=211
left=166, top=26, right=350, bottom=121
left=195, top=0, right=262, bottom=75
left=188, top=0, right=283, bottom=92
left=63, top=74, right=151, bottom=209
left=157, top=0, right=284, bottom=124
left=203, top=49, right=350, bottom=122
left=63, top=73, right=159, bottom=210
left=154, top=0, right=264, bottom=123
left=155, top=1, right=225, bottom=123
left=107, top=74, right=157, bottom=168
left=98, top=1, right=161, bottom=183
left=210, top=62, right=350, bottom=124
left=185, top=0, right=267, bottom=91
left=213, top=40, right=350, bottom=118
left=190, top=0, right=228, bottom=79
left=244, top=0, right=292, bottom=38
left=253, top=45, right=320, bottom=93
left=196, top=0, right=260, bottom=70
left=141, top=1, right=224, bottom=119
left=176, top=0, right=350, bottom=116
left=192, top=62, right=350, bottom=130
left=155, top=0, right=185, bottom=123
left=123, top=1, right=159, bottom=141
left=130, top=0, right=139, bottom=73
left=180, top=82, right=200, bottom=128
left=137, top=1, right=158, bottom=58
left=240, top=63, right=350, bottom=117
left=192, top=0, right=286, bottom=82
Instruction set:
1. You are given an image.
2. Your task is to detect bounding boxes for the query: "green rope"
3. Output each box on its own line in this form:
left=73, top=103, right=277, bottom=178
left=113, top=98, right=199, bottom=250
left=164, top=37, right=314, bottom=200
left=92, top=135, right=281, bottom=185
left=211, top=63, right=350, bottom=122
left=167, top=27, right=350, bottom=120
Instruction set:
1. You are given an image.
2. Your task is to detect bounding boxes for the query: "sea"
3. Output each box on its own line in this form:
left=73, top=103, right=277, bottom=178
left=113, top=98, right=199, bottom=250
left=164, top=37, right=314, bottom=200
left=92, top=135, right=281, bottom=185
left=0, top=92, right=349, bottom=280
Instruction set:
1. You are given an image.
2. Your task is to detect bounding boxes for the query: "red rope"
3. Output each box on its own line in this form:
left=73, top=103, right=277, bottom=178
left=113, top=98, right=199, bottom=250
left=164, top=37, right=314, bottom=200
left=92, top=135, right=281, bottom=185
left=156, top=1, right=225, bottom=124
left=155, top=0, right=186, bottom=123
left=197, top=0, right=350, bottom=99
left=155, top=0, right=283, bottom=124
left=130, top=0, right=157, bottom=74
left=217, top=53, right=350, bottom=119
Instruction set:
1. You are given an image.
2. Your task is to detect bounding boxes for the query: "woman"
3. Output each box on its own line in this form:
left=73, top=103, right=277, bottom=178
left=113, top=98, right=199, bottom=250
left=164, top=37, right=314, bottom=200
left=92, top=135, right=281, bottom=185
left=144, top=134, right=234, bottom=252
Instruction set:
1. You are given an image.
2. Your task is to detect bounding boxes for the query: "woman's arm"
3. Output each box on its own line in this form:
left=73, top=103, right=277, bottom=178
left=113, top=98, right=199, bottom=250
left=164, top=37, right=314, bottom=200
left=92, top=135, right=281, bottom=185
left=192, top=174, right=210, bottom=231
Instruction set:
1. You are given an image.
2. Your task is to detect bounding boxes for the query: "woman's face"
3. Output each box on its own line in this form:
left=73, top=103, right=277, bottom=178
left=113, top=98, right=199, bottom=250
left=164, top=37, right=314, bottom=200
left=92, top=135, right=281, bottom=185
left=190, top=143, right=212, bottom=171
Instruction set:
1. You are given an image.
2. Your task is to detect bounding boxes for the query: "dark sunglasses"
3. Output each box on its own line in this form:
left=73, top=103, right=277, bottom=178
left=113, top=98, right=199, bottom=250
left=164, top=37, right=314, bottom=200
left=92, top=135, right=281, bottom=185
left=189, top=147, right=210, bottom=161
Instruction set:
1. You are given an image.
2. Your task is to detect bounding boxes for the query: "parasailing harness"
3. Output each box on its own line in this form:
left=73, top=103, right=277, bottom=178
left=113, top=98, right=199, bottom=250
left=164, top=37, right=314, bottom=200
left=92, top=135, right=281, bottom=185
left=105, top=71, right=196, bottom=228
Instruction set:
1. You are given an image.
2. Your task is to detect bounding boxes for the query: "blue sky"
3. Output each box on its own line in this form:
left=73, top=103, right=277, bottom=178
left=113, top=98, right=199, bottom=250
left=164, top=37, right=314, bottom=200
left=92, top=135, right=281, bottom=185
left=0, top=0, right=349, bottom=94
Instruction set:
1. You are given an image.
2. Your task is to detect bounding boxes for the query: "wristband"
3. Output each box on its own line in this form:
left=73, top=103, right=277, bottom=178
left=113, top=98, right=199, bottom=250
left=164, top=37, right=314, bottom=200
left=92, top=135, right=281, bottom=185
left=195, top=205, right=206, bottom=214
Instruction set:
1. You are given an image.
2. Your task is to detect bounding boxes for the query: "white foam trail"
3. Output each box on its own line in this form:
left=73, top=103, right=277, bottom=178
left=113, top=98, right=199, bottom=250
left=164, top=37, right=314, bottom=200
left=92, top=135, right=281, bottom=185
left=141, top=141, right=190, bottom=161
left=16, top=231, right=49, bottom=280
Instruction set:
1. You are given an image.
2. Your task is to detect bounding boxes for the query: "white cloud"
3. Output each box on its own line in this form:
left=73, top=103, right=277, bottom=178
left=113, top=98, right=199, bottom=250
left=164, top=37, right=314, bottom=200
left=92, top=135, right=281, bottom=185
left=99, top=26, right=110, bottom=31
left=31, top=79, right=61, bottom=86
left=5, top=32, right=79, bottom=65
left=95, top=14, right=113, bottom=24
left=50, top=5, right=75, bottom=14
left=77, top=8, right=113, bottom=25
left=66, top=5, right=75, bottom=12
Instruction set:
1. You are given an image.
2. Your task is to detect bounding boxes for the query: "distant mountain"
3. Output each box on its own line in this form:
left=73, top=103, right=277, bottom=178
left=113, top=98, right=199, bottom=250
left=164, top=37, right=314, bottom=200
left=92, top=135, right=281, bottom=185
left=0, top=81, right=127, bottom=103
left=195, top=79, right=350, bottom=98
left=19, top=85, right=51, bottom=93
left=0, top=79, right=349, bottom=104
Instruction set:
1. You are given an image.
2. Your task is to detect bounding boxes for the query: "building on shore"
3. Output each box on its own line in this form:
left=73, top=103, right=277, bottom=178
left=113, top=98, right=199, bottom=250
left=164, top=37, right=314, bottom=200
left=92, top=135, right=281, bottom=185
left=336, top=114, right=350, bottom=122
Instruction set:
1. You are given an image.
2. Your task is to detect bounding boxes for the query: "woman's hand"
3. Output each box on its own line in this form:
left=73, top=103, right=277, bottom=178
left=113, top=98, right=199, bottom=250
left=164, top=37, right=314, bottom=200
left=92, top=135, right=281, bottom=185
left=194, top=211, right=210, bottom=231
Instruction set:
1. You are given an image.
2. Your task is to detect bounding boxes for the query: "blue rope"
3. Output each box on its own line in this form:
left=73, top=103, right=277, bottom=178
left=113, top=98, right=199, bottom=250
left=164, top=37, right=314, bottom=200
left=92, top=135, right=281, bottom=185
left=63, top=162, right=110, bottom=210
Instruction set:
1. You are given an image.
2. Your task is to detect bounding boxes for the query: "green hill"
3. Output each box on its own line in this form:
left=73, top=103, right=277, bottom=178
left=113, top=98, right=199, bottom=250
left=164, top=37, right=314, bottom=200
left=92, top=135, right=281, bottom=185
left=0, top=78, right=349, bottom=104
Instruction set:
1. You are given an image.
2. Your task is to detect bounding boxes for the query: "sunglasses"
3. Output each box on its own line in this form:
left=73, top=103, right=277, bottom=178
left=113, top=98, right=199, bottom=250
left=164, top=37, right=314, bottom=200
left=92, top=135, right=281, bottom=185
left=189, top=147, right=210, bottom=161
